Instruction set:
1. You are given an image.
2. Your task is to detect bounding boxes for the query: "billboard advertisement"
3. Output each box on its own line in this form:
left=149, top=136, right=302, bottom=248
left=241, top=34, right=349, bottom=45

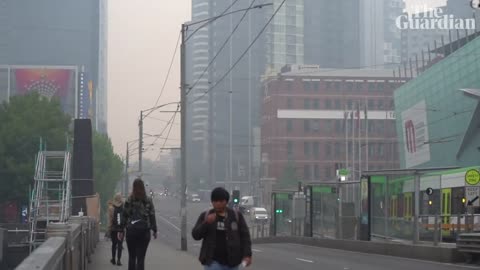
left=9, top=67, right=77, bottom=117
left=78, top=71, right=94, bottom=119
left=401, top=100, right=431, bottom=168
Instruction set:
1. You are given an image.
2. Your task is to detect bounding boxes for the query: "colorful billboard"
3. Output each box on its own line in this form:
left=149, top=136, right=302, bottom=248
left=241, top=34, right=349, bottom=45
left=401, top=100, right=431, bottom=168
left=10, top=67, right=77, bottom=117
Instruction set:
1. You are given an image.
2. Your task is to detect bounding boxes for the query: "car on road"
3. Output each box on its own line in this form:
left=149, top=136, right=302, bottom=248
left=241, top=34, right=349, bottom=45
left=190, top=194, right=201, bottom=203
left=250, top=207, right=269, bottom=223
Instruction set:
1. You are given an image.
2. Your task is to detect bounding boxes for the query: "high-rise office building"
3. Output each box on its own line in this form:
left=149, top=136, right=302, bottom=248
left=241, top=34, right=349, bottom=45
left=0, top=0, right=108, bottom=133
left=265, top=0, right=304, bottom=74
left=187, top=0, right=268, bottom=193
left=304, top=0, right=402, bottom=69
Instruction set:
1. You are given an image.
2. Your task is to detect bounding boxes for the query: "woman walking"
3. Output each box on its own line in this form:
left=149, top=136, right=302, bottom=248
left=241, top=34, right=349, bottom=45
left=119, top=178, right=157, bottom=270
left=108, top=193, right=124, bottom=265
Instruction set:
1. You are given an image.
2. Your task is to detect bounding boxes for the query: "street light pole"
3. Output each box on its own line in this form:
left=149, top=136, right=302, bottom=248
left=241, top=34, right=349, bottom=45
left=180, top=23, right=188, bottom=251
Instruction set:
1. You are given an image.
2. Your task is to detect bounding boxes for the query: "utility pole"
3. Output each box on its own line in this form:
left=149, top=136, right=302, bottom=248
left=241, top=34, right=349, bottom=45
left=139, top=111, right=143, bottom=176
left=178, top=2, right=273, bottom=252
left=180, top=23, right=188, bottom=251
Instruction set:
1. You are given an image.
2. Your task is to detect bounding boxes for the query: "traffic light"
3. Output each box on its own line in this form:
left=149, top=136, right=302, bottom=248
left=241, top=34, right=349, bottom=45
left=232, top=190, right=240, bottom=204
left=275, top=209, right=283, bottom=214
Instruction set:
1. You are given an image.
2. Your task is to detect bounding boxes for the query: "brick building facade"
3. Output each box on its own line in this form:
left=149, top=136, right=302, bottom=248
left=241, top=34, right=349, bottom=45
left=261, top=65, right=408, bottom=183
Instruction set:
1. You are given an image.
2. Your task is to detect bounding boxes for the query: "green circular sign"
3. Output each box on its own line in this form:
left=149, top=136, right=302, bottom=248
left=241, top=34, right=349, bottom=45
left=465, top=169, right=480, bottom=185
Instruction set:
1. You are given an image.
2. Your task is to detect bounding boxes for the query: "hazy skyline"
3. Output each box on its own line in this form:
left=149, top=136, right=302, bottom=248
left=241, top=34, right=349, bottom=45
left=108, top=1, right=189, bottom=160
left=107, top=0, right=446, bottom=160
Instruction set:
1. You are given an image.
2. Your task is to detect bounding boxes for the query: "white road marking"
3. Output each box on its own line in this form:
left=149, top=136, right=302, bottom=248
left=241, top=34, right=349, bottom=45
left=252, top=249, right=263, bottom=253
left=296, top=258, right=314, bottom=263
left=157, top=215, right=181, bottom=232
left=288, top=244, right=479, bottom=269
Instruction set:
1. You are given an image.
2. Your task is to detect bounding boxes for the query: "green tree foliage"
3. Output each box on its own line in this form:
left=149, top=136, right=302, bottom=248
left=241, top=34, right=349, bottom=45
left=92, top=132, right=124, bottom=224
left=0, top=93, right=71, bottom=204
left=276, top=162, right=299, bottom=189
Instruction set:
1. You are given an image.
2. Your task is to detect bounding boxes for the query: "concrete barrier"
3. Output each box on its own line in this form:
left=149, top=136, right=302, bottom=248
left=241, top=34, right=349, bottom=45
left=253, top=236, right=464, bottom=263
left=15, top=237, right=66, bottom=270
left=14, top=217, right=98, bottom=270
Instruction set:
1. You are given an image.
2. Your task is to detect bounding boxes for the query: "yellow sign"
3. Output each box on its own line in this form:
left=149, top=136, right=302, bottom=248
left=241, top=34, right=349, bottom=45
left=465, top=169, right=480, bottom=185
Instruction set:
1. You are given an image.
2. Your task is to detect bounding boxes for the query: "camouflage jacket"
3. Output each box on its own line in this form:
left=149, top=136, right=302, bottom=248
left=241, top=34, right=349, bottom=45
left=121, top=196, right=157, bottom=233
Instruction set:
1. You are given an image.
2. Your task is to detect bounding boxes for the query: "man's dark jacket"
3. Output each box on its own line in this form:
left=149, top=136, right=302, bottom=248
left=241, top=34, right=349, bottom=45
left=192, top=208, right=252, bottom=267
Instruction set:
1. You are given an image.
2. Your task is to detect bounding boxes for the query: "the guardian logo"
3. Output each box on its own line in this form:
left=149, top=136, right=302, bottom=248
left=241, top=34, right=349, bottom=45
left=396, top=5, right=476, bottom=30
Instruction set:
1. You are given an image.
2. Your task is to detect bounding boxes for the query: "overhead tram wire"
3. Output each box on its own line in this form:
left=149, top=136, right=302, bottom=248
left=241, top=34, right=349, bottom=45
left=143, top=107, right=181, bottom=171
left=188, top=0, right=287, bottom=105
left=145, top=33, right=181, bottom=119
left=143, top=106, right=179, bottom=153
left=152, top=109, right=180, bottom=163
left=186, top=0, right=257, bottom=96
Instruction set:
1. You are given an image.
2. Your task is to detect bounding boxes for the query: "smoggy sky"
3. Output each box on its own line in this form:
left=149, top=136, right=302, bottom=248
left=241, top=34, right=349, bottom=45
left=108, top=1, right=189, bottom=160
left=107, top=0, right=446, bottom=160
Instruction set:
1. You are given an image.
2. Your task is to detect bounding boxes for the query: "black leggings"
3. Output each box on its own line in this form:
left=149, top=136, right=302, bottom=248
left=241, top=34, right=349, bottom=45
left=110, top=231, right=123, bottom=260
left=126, top=229, right=151, bottom=270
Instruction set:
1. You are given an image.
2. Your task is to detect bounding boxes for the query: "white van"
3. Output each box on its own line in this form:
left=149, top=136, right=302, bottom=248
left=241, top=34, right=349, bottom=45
left=240, top=196, right=254, bottom=207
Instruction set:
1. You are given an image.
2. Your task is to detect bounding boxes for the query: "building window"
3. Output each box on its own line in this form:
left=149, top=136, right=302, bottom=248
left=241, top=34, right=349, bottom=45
left=369, top=83, right=376, bottom=91
left=326, top=99, right=332, bottom=109
left=287, top=81, right=293, bottom=92
left=378, top=143, right=385, bottom=157
left=346, top=82, right=354, bottom=91
left=335, top=120, right=342, bottom=133
left=326, top=120, right=333, bottom=132
left=335, top=142, right=341, bottom=157
left=314, top=164, right=320, bottom=179
left=304, top=120, right=311, bottom=132
left=304, top=142, right=311, bottom=158
left=335, top=99, right=341, bottom=109
left=313, top=99, right=320, bottom=109
left=326, top=144, right=332, bottom=157
left=356, top=82, right=363, bottom=91
left=325, top=166, right=332, bottom=178
left=287, top=119, right=293, bottom=132
left=311, top=120, right=320, bottom=132
left=304, top=81, right=311, bottom=91
left=313, top=142, right=319, bottom=158
left=347, top=100, right=353, bottom=110
left=378, top=121, right=385, bottom=134
left=304, top=165, right=311, bottom=180
left=287, top=141, right=294, bottom=158
left=377, top=82, right=384, bottom=90
left=368, top=99, right=374, bottom=109
left=287, top=98, right=293, bottom=109
left=369, top=120, right=375, bottom=133
left=304, top=98, right=310, bottom=109
left=314, top=81, right=320, bottom=91
left=369, top=144, right=375, bottom=157
left=378, top=100, right=384, bottom=110
left=326, top=81, right=332, bottom=90
left=335, top=82, right=341, bottom=90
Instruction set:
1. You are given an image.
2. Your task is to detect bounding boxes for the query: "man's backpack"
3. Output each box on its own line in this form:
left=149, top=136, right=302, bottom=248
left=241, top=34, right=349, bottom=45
left=111, top=205, right=123, bottom=230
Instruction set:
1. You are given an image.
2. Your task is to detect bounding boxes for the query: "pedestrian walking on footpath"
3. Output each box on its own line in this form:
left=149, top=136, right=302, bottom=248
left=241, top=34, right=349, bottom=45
left=192, top=187, right=252, bottom=270
left=108, top=193, right=124, bottom=266
left=119, top=178, right=157, bottom=270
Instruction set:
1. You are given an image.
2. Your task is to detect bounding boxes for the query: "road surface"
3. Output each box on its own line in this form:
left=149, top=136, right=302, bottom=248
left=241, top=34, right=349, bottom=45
left=152, top=196, right=476, bottom=270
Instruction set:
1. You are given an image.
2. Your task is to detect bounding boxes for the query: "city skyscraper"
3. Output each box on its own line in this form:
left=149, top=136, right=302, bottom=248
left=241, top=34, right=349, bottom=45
left=0, top=0, right=108, bottom=133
